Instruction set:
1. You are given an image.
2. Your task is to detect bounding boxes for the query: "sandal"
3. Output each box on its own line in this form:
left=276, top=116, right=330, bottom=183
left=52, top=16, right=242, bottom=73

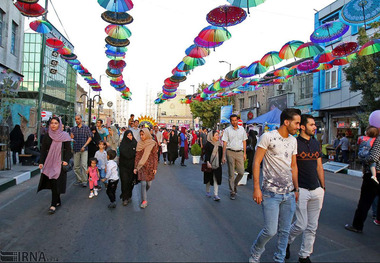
left=48, top=206, right=56, bottom=214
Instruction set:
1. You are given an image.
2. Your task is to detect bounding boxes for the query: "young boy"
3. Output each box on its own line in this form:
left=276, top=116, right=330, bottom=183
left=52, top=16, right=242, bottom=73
left=101, top=149, right=119, bottom=208
left=95, top=140, right=108, bottom=189
left=162, top=138, right=168, bottom=165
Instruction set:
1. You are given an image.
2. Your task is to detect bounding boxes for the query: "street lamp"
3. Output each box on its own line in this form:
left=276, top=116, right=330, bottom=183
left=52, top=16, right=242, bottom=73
left=98, top=74, right=107, bottom=119
left=190, top=84, right=195, bottom=129
left=219, top=60, right=231, bottom=72
left=77, top=94, right=103, bottom=125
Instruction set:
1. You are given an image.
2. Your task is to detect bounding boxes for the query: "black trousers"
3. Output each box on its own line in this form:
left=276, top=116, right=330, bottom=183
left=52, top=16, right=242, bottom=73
left=180, top=147, right=185, bottom=164
left=106, top=179, right=119, bottom=203
left=50, top=179, right=61, bottom=207
left=246, top=150, right=255, bottom=178
left=352, top=173, right=380, bottom=230
left=119, top=168, right=134, bottom=201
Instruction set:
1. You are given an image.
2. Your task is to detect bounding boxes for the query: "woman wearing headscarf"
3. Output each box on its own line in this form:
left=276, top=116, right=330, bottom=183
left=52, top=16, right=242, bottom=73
left=10, top=124, right=25, bottom=165
left=106, top=125, right=120, bottom=151
left=203, top=130, right=223, bottom=201
left=119, top=130, right=137, bottom=206
left=133, top=128, right=158, bottom=209
left=38, top=117, right=72, bottom=214
left=24, top=134, right=40, bottom=165
left=167, top=127, right=179, bottom=165
left=246, top=130, right=258, bottom=180
left=88, top=126, right=101, bottom=165
left=179, top=127, right=189, bottom=166
left=191, top=130, right=198, bottom=146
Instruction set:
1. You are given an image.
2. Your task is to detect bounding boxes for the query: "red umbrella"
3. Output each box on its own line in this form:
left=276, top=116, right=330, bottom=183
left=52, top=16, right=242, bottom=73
left=332, top=42, right=358, bottom=57
left=108, top=60, right=126, bottom=69
left=330, top=57, right=349, bottom=66
left=206, top=5, right=247, bottom=27
left=46, top=38, right=64, bottom=49
left=164, top=78, right=180, bottom=88
left=14, top=1, right=46, bottom=17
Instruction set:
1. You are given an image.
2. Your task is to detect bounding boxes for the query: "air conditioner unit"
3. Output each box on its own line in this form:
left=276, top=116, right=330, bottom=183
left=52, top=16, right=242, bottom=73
left=277, top=85, right=283, bottom=90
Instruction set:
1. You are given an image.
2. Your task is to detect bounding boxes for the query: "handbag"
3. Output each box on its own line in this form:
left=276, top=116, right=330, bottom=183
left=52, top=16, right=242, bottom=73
left=61, top=144, right=72, bottom=172
left=201, top=162, right=212, bottom=173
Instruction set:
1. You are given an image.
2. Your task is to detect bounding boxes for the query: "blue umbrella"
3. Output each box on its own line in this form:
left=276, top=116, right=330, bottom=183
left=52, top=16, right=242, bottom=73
left=340, top=0, right=380, bottom=28
left=227, top=0, right=266, bottom=14
left=310, top=21, right=349, bottom=44
left=98, top=0, right=133, bottom=12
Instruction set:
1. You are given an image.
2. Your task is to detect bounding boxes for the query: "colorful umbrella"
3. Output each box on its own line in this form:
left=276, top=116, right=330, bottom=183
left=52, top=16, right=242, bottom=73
left=295, top=42, right=324, bottom=58
left=164, top=78, right=180, bottom=88
left=106, top=54, right=125, bottom=60
left=274, top=67, right=289, bottom=77
left=347, top=52, right=357, bottom=62
left=57, top=47, right=72, bottom=55
left=297, top=60, right=319, bottom=72
left=314, top=50, right=334, bottom=63
left=198, top=26, right=231, bottom=43
left=176, top=61, right=195, bottom=71
left=185, top=45, right=208, bottom=58
left=316, top=63, right=333, bottom=71
left=206, top=5, right=247, bottom=27
left=30, top=20, right=52, bottom=34
left=170, top=75, right=187, bottom=83
left=310, top=21, right=349, bottom=44
left=225, top=70, right=240, bottom=82
left=106, top=69, right=122, bottom=77
left=260, top=51, right=282, bottom=68
left=61, top=53, right=77, bottom=60
left=220, top=79, right=235, bottom=88
left=101, top=11, right=133, bottom=25
left=172, top=69, right=188, bottom=77
left=46, top=38, right=64, bottom=49
left=183, top=56, right=206, bottom=67
left=339, top=0, right=380, bottom=28
left=358, top=39, right=380, bottom=56
left=106, top=44, right=128, bottom=53
left=279, top=40, right=304, bottom=60
left=227, top=0, right=266, bottom=14
left=105, top=49, right=126, bottom=57
left=108, top=60, right=126, bottom=69
left=105, top=36, right=130, bottom=47
left=97, top=0, right=134, bottom=12
left=105, top=24, right=131, bottom=39
left=66, top=59, right=81, bottom=65
left=332, top=42, right=358, bottom=57
left=14, top=2, right=47, bottom=17
left=194, top=36, right=223, bottom=49
left=18, top=0, right=39, bottom=3
left=238, top=66, right=254, bottom=78
left=330, top=57, right=349, bottom=66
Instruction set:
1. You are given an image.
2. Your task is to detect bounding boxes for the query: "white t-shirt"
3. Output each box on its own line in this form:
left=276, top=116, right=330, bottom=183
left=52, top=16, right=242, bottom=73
left=95, top=150, right=107, bottom=170
left=106, top=160, right=119, bottom=181
left=222, top=125, right=248, bottom=151
left=258, top=130, right=297, bottom=194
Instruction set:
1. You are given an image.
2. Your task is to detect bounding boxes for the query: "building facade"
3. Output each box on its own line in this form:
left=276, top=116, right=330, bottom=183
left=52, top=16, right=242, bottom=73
left=115, top=94, right=129, bottom=127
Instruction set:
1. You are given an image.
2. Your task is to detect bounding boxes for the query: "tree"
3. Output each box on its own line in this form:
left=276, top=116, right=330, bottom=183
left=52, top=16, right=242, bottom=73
left=189, top=82, right=231, bottom=129
left=0, top=69, right=20, bottom=125
left=344, top=22, right=380, bottom=126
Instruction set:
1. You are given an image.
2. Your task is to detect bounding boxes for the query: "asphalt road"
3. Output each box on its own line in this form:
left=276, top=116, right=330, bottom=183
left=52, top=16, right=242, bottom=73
left=0, top=159, right=379, bottom=262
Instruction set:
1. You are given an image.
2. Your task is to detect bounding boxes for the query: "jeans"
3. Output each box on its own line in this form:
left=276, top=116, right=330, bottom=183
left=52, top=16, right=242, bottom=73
left=74, top=151, right=88, bottom=184
left=341, top=150, right=349, bottom=163
left=206, top=174, right=219, bottom=196
left=97, top=168, right=106, bottom=186
left=250, top=190, right=296, bottom=263
left=288, top=187, right=324, bottom=258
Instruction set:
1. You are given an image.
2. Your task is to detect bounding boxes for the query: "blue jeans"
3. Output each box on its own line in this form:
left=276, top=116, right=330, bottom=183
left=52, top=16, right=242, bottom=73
left=97, top=168, right=107, bottom=186
left=250, top=190, right=296, bottom=263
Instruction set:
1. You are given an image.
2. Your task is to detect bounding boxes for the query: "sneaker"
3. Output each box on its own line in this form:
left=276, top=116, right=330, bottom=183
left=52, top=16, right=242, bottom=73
left=371, top=176, right=379, bottom=184
left=94, top=189, right=98, bottom=196
left=206, top=192, right=211, bottom=198
left=164, top=161, right=167, bottom=165
left=123, top=199, right=129, bottom=206
left=286, top=244, right=290, bottom=259
left=213, top=195, right=220, bottom=201
left=249, top=253, right=260, bottom=263
left=230, top=193, right=236, bottom=200
left=374, top=219, right=380, bottom=226
left=89, top=192, right=94, bottom=199
left=344, top=224, right=362, bottom=233
left=140, top=200, right=148, bottom=209
left=298, top=256, right=311, bottom=263
left=181, top=163, right=187, bottom=167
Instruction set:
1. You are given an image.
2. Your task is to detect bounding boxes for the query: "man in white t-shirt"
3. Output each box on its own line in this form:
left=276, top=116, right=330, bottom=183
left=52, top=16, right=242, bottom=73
left=249, top=108, right=301, bottom=263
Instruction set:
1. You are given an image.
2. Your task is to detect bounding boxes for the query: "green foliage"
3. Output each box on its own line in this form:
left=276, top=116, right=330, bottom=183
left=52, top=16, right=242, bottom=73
left=344, top=22, right=380, bottom=121
left=0, top=69, right=19, bottom=124
left=190, top=82, right=232, bottom=129
left=190, top=143, right=202, bottom=156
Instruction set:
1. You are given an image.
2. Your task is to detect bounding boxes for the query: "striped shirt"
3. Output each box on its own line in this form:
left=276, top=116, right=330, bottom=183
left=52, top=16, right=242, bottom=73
left=71, top=125, right=92, bottom=153
left=367, top=136, right=380, bottom=173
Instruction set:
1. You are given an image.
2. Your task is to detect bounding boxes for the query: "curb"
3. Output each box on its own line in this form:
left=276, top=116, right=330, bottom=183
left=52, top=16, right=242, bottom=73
left=0, top=167, right=40, bottom=193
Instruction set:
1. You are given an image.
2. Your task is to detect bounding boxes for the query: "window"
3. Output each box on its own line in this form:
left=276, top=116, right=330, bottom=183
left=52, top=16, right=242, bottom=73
left=325, top=69, right=338, bottom=90
left=11, top=21, right=18, bottom=55
left=239, top=98, right=244, bottom=110
left=0, top=10, right=4, bottom=46
left=300, top=75, right=313, bottom=99
left=249, top=95, right=257, bottom=108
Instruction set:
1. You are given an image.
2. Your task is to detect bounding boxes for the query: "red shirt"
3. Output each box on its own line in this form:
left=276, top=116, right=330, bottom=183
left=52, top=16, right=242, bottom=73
left=357, top=136, right=376, bottom=147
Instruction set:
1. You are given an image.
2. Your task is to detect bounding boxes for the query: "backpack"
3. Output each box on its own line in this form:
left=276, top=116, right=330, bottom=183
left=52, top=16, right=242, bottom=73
left=358, top=137, right=375, bottom=161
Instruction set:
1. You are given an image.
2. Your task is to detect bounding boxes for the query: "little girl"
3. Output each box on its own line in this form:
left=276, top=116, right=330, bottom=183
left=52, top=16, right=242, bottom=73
left=87, top=158, right=100, bottom=198
left=358, top=126, right=379, bottom=184
left=162, top=138, right=168, bottom=165
left=95, top=140, right=108, bottom=189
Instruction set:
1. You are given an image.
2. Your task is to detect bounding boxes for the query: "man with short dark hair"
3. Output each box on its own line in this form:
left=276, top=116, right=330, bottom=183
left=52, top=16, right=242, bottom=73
left=222, top=114, right=248, bottom=200
left=131, top=120, right=140, bottom=142
left=128, top=114, right=134, bottom=128
left=249, top=108, right=301, bottom=263
left=96, top=119, right=108, bottom=141
left=286, top=114, right=325, bottom=263
left=336, top=132, right=349, bottom=163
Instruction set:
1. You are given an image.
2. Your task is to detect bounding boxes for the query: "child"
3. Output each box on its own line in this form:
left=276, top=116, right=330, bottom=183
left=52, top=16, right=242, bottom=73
left=358, top=126, right=379, bottom=184
left=162, top=138, right=168, bottom=165
left=87, top=158, right=100, bottom=198
left=102, top=149, right=119, bottom=208
left=95, top=140, right=108, bottom=189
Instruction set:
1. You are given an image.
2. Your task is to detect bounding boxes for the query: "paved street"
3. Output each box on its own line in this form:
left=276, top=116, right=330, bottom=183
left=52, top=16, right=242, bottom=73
left=0, top=160, right=379, bottom=262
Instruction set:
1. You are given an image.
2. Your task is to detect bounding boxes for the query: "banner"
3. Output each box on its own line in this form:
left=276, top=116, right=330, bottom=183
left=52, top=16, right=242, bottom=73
left=220, top=105, right=233, bottom=124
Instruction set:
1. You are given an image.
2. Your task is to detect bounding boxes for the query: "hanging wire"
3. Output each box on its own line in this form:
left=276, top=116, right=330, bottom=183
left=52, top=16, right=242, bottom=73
left=49, top=0, right=71, bottom=42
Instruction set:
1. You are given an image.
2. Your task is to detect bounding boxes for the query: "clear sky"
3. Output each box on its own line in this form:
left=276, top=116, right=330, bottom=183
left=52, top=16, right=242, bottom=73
left=24, top=0, right=336, bottom=116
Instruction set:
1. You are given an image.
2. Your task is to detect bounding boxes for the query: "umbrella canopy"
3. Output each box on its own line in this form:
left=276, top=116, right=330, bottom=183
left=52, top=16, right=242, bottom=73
left=297, top=60, right=319, bottom=72
left=314, top=49, right=334, bottom=63
left=57, top=47, right=72, bottom=55
left=220, top=79, right=235, bottom=88
left=164, top=78, right=180, bottom=88
left=330, top=57, right=349, bottom=66
left=295, top=42, right=324, bottom=58
left=274, top=67, right=289, bottom=77
left=61, top=53, right=77, bottom=60
left=176, top=61, right=195, bottom=71
left=225, top=70, right=240, bottom=82
left=105, top=24, right=131, bottom=39
left=198, top=26, right=231, bottom=43
left=106, top=69, right=122, bottom=77
left=105, top=49, right=126, bottom=57
left=98, top=0, right=134, bottom=12
left=310, top=21, right=349, bottom=43
left=359, top=39, right=380, bottom=56
left=332, top=42, right=358, bottom=57
left=106, top=44, right=128, bottom=53
left=339, top=0, right=380, bottom=27
left=239, top=65, right=255, bottom=78
left=172, top=69, right=189, bottom=77
left=66, top=59, right=81, bottom=65
left=194, top=36, right=223, bottom=49
left=183, top=56, right=206, bottom=67
left=105, top=36, right=130, bottom=47
left=316, top=63, right=333, bottom=71
left=227, top=0, right=266, bottom=14
left=170, top=75, right=187, bottom=83
left=18, top=0, right=39, bottom=3
left=279, top=40, right=304, bottom=60
left=108, top=60, right=126, bottom=69
left=260, top=51, right=282, bottom=68
left=185, top=45, right=208, bottom=58
left=46, top=38, right=64, bottom=49
left=206, top=5, right=247, bottom=27
left=15, top=2, right=47, bottom=17
left=101, top=11, right=133, bottom=25
left=30, top=20, right=52, bottom=34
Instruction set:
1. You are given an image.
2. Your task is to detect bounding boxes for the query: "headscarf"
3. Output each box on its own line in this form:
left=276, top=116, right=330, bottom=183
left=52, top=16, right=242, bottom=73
left=136, top=128, right=157, bottom=170
left=91, top=126, right=101, bottom=145
left=107, top=125, right=120, bottom=150
left=191, top=130, right=197, bottom=145
left=119, top=130, right=137, bottom=161
left=25, top=134, right=35, bottom=148
left=207, top=131, right=220, bottom=169
left=43, top=118, right=72, bottom=179
left=10, top=125, right=24, bottom=149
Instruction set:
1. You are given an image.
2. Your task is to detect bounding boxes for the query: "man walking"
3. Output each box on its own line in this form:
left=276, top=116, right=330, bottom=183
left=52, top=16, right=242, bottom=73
left=71, top=115, right=93, bottom=187
left=222, top=114, right=247, bottom=200
left=286, top=114, right=325, bottom=263
left=154, top=125, right=163, bottom=162
left=249, top=108, right=301, bottom=263
left=336, top=132, right=349, bottom=163
left=131, top=120, right=140, bottom=142
left=96, top=119, right=107, bottom=141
